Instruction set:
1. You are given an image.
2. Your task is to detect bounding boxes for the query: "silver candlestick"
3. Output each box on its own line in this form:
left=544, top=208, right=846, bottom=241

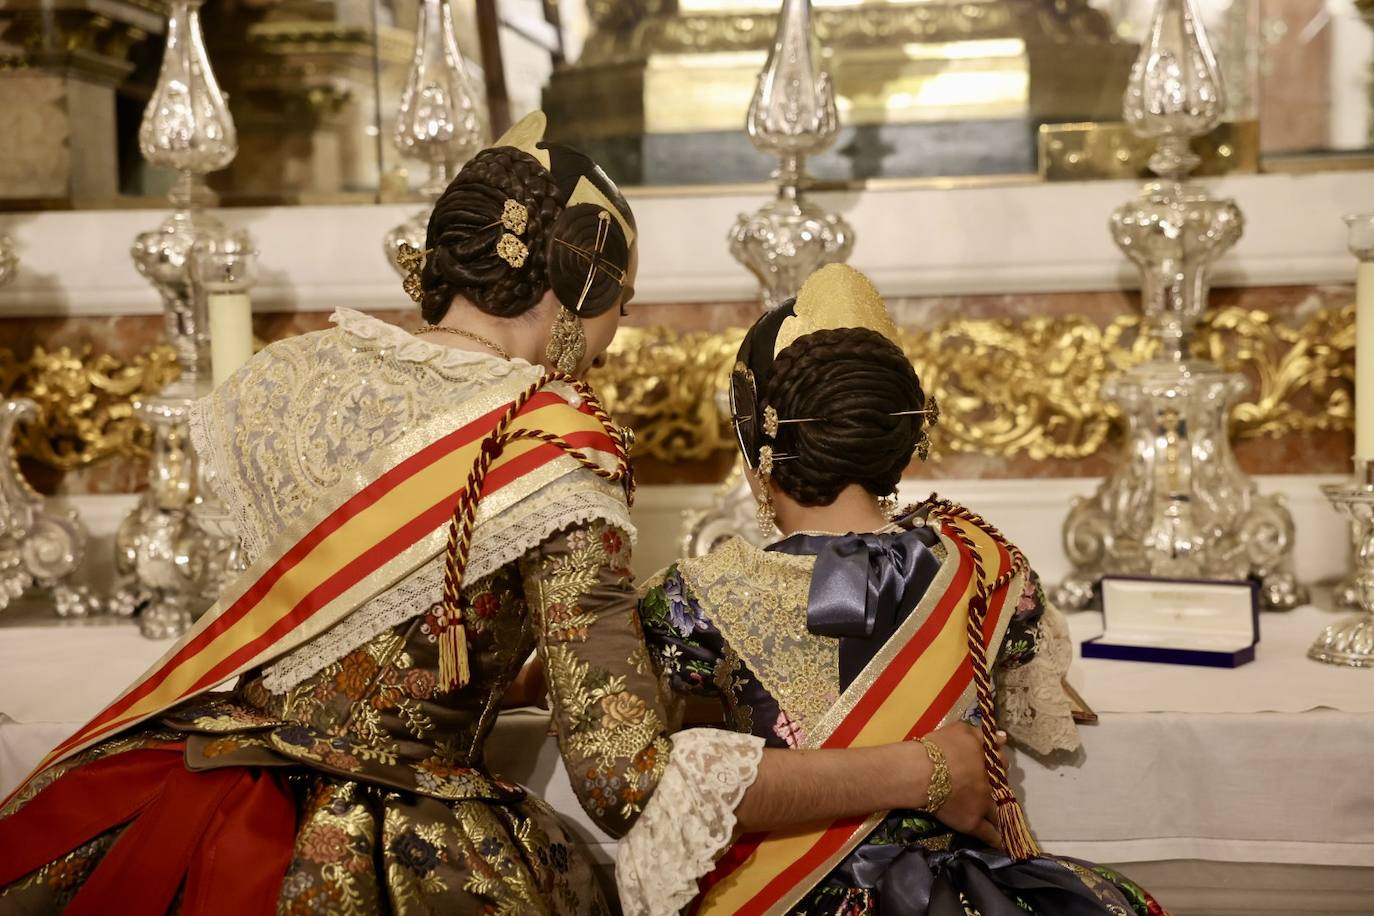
left=1332, top=214, right=1374, bottom=610
left=1054, top=0, right=1305, bottom=612
left=1312, top=462, right=1374, bottom=667
left=117, top=0, right=245, bottom=638
left=384, top=0, right=487, bottom=276
left=729, top=0, right=853, bottom=310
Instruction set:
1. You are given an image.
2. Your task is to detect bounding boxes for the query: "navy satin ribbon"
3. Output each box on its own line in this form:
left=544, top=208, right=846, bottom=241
left=770, top=526, right=940, bottom=688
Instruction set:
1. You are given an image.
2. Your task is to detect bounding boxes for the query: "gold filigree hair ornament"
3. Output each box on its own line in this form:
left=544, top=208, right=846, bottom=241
left=396, top=242, right=430, bottom=304
left=489, top=199, right=530, bottom=268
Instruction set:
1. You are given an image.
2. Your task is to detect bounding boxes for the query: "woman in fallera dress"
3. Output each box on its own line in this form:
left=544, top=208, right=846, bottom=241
left=0, top=116, right=1005, bottom=915
left=631, top=264, right=1168, bottom=915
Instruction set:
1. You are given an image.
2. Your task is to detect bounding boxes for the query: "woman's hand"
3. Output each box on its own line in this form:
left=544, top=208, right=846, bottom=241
left=500, top=656, right=549, bottom=709
left=920, top=722, right=1008, bottom=849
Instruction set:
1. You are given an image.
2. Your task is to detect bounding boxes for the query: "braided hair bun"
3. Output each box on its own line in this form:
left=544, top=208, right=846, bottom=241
left=762, top=327, right=927, bottom=506
left=419, top=123, right=636, bottom=324
left=421, top=147, right=562, bottom=322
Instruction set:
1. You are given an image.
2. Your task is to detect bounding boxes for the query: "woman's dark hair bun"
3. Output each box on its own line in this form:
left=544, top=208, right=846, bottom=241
left=419, top=141, right=637, bottom=323
left=546, top=203, right=630, bottom=317
left=420, top=146, right=562, bottom=323
left=763, top=327, right=926, bottom=506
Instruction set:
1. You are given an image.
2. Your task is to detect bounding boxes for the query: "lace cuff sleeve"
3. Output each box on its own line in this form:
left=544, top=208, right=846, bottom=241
left=616, top=727, right=765, bottom=916
left=996, top=600, right=1081, bottom=755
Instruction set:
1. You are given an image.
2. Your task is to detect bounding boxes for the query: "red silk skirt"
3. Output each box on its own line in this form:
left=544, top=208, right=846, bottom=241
left=0, top=744, right=297, bottom=915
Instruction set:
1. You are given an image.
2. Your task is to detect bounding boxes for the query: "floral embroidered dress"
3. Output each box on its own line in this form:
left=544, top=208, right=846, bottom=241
left=638, top=504, right=1165, bottom=916
left=0, top=310, right=762, bottom=916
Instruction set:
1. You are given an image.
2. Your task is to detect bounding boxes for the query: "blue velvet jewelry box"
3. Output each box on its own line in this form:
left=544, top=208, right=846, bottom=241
left=1080, top=576, right=1260, bottom=668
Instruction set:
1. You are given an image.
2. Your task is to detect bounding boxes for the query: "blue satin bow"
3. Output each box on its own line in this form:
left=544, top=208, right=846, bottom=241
left=771, top=527, right=941, bottom=688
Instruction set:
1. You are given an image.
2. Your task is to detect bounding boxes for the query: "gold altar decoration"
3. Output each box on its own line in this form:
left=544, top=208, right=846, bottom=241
left=1038, top=120, right=1258, bottom=182
left=0, top=304, right=1352, bottom=473
left=588, top=303, right=1354, bottom=464
left=0, top=345, right=180, bottom=471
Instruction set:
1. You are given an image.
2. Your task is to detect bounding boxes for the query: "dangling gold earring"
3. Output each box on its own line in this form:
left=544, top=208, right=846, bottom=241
left=755, top=445, right=778, bottom=536
left=545, top=308, right=586, bottom=375
left=879, top=492, right=900, bottom=518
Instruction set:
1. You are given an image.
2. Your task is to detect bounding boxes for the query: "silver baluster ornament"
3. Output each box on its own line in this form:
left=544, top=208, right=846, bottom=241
left=118, top=0, right=244, bottom=638
left=729, top=0, right=853, bottom=310
left=0, top=242, right=94, bottom=618
left=1054, top=0, right=1305, bottom=612
left=1311, top=215, right=1374, bottom=666
left=384, top=0, right=488, bottom=277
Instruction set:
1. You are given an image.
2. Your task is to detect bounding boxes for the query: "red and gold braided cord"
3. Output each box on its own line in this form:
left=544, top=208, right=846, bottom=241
left=928, top=496, right=1039, bottom=860
left=438, top=372, right=633, bottom=690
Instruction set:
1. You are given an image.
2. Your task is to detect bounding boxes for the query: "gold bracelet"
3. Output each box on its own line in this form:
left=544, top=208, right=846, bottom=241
left=918, top=737, right=953, bottom=813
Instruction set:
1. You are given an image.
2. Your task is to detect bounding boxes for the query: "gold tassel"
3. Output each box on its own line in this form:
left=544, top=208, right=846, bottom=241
left=437, top=605, right=471, bottom=691
left=995, top=791, right=1041, bottom=860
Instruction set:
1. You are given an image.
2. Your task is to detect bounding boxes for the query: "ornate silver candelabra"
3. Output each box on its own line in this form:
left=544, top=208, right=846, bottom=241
left=0, top=412, right=93, bottom=618
left=0, top=243, right=96, bottom=618
left=728, top=0, right=853, bottom=310
left=1312, top=464, right=1374, bottom=667
left=1054, top=0, right=1305, bottom=612
left=117, top=0, right=250, bottom=638
left=1311, top=215, right=1374, bottom=666
left=384, top=0, right=487, bottom=275
left=683, top=0, right=853, bottom=554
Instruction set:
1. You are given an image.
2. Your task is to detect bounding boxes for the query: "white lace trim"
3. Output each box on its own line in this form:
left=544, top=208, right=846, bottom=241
left=261, top=472, right=636, bottom=692
left=997, top=601, right=1081, bottom=756
left=616, top=729, right=765, bottom=916
left=330, top=307, right=535, bottom=376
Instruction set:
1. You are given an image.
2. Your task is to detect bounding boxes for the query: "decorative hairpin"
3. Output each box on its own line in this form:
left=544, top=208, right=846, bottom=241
left=554, top=210, right=625, bottom=312
left=493, top=199, right=530, bottom=268
left=396, top=242, right=430, bottom=304
left=757, top=395, right=942, bottom=458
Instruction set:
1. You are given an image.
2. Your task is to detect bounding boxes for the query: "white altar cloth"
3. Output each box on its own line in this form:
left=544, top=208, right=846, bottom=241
left=2, top=602, right=1372, bottom=909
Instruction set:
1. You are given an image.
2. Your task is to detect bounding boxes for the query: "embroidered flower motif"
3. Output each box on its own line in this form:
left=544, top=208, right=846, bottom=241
left=274, top=726, right=317, bottom=749
left=323, top=750, right=361, bottom=771
left=632, top=744, right=659, bottom=773
left=390, top=831, right=442, bottom=876
left=773, top=709, right=805, bottom=748
left=599, top=691, right=647, bottom=727
left=601, top=527, right=625, bottom=560
left=470, top=592, right=501, bottom=619
left=663, top=571, right=705, bottom=637
left=404, top=668, right=436, bottom=700
left=478, top=837, right=504, bottom=859
left=335, top=650, right=380, bottom=700
left=299, top=823, right=352, bottom=864
left=1017, top=580, right=1039, bottom=614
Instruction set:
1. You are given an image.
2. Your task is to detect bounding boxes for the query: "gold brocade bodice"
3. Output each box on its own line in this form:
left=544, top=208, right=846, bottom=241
left=164, top=565, right=537, bottom=803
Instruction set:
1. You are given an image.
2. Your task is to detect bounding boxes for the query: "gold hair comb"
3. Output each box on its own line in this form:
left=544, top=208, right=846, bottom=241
left=493, top=199, right=530, bottom=268
left=396, top=242, right=430, bottom=304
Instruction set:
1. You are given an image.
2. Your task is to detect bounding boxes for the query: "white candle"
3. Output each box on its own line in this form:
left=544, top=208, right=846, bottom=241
left=1348, top=215, right=1374, bottom=463
left=208, top=292, right=255, bottom=389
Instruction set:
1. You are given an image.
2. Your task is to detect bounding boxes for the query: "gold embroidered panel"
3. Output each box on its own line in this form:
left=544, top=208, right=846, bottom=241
left=0, top=304, right=1353, bottom=471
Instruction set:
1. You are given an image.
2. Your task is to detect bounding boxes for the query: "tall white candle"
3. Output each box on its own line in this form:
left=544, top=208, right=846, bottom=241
left=1350, top=215, right=1374, bottom=462
left=208, top=292, right=254, bottom=389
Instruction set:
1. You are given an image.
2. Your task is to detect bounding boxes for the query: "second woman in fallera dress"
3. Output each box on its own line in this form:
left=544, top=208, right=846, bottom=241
left=630, top=265, right=1167, bottom=915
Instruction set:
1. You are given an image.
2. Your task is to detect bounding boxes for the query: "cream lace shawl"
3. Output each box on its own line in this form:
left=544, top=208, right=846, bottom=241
left=189, top=308, right=635, bottom=692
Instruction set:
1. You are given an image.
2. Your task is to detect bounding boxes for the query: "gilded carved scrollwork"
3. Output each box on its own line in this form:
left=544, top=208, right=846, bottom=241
left=588, top=304, right=1354, bottom=464
left=0, top=304, right=1354, bottom=473
left=0, top=345, right=180, bottom=471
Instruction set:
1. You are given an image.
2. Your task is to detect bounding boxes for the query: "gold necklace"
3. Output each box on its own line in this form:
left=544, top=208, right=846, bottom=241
left=414, top=325, right=512, bottom=360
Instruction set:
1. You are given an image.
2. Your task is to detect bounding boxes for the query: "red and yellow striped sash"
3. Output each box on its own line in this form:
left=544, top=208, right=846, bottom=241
left=695, top=508, right=1028, bottom=915
left=5, top=380, right=622, bottom=808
